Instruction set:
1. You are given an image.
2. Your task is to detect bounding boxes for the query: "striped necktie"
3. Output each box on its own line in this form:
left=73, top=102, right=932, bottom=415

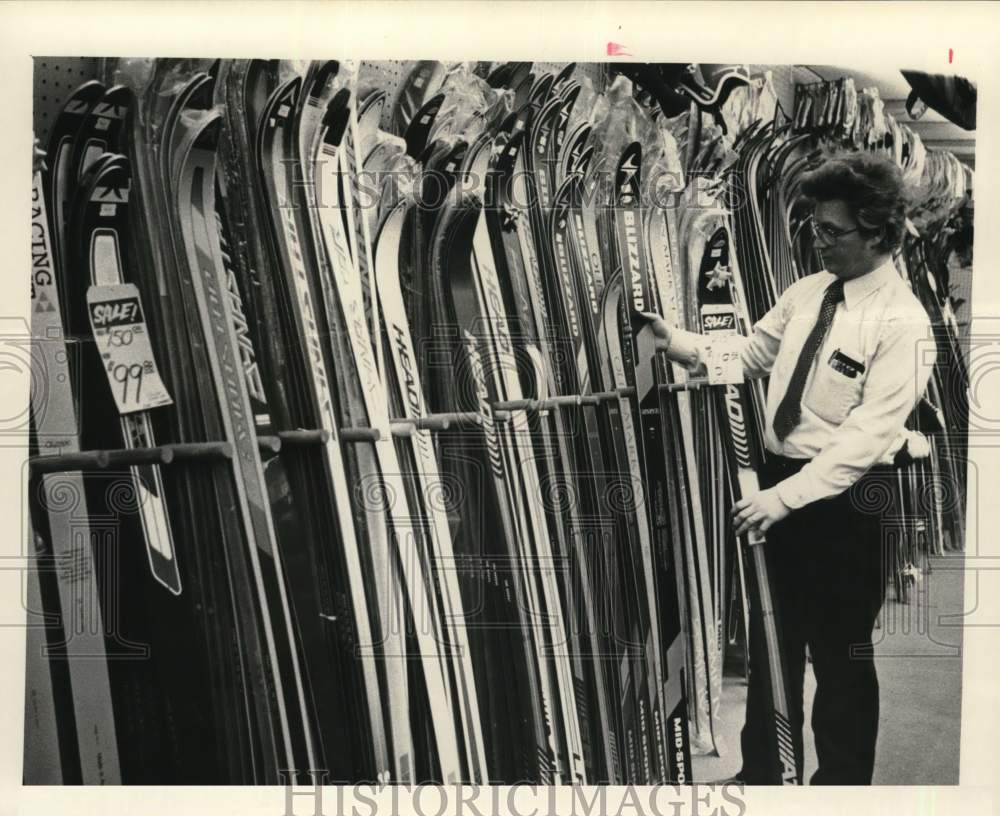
left=772, top=278, right=845, bottom=441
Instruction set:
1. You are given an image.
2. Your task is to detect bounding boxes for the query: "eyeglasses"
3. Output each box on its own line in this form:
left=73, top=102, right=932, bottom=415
left=809, top=217, right=861, bottom=243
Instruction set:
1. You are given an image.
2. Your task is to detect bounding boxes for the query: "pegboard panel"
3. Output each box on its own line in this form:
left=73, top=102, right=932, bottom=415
left=33, top=57, right=100, bottom=147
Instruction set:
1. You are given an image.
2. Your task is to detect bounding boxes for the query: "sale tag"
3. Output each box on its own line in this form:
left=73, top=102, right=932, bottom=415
left=87, top=284, right=173, bottom=415
left=705, top=334, right=745, bottom=386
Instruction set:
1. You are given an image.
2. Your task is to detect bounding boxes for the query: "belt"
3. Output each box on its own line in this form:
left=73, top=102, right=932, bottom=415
left=765, top=450, right=905, bottom=476
left=762, top=452, right=898, bottom=509
left=763, top=452, right=811, bottom=475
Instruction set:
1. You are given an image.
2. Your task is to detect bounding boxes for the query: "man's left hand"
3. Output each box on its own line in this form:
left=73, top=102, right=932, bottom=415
left=732, top=487, right=791, bottom=538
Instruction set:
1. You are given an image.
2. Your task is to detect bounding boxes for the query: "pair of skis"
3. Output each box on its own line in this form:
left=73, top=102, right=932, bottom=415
left=28, top=161, right=121, bottom=784
left=684, top=174, right=800, bottom=784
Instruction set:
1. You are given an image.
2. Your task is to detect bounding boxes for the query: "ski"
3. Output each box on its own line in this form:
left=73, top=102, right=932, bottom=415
left=693, top=214, right=799, bottom=785
left=642, top=151, right=725, bottom=756
left=374, top=199, right=489, bottom=782
left=123, top=62, right=267, bottom=783
left=67, top=149, right=183, bottom=596
left=46, top=80, right=106, bottom=306
left=611, top=143, right=694, bottom=783
left=29, top=165, right=122, bottom=784
left=23, top=516, right=63, bottom=784
left=172, top=105, right=315, bottom=780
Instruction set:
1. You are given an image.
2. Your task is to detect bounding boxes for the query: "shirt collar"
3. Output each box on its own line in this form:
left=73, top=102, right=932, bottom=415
left=840, top=258, right=899, bottom=311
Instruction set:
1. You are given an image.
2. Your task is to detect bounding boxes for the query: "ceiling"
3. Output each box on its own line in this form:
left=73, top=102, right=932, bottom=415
left=794, top=64, right=976, bottom=169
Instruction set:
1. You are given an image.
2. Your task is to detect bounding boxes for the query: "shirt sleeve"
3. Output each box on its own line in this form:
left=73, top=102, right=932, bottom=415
left=774, top=309, right=936, bottom=509
left=739, top=298, right=786, bottom=379
left=661, top=287, right=793, bottom=380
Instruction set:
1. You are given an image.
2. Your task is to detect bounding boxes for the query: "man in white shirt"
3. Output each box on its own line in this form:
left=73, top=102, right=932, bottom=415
left=645, top=152, right=935, bottom=784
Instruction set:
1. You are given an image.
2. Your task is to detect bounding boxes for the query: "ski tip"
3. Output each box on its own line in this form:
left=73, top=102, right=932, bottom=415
left=313, top=60, right=340, bottom=91
left=322, top=87, right=352, bottom=142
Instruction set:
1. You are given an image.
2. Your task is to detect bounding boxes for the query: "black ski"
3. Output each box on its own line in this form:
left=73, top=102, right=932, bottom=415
left=694, top=219, right=799, bottom=785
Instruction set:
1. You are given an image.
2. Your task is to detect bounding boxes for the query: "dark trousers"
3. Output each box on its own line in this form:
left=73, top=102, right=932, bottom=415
left=738, top=454, right=889, bottom=785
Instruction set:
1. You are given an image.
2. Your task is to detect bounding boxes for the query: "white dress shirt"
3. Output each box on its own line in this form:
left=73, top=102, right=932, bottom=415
left=665, top=259, right=936, bottom=509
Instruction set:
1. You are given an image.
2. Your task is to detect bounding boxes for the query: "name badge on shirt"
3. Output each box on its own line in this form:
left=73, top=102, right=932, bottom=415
left=828, top=348, right=865, bottom=379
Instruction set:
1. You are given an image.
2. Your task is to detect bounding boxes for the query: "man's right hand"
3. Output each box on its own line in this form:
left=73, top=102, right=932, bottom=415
left=637, top=311, right=672, bottom=352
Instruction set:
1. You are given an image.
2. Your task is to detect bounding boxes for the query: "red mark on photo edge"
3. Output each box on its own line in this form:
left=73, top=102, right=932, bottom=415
left=607, top=42, right=632, bottom=57
left=949, top=48, right=953, bottom=63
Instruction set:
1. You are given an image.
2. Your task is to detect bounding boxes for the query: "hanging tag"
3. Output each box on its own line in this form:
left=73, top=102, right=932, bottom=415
left=87, top=283, right=173, bottom=414
left=700, top=303, right=744, bottom=385
left=704, top=334, right=745, bottom=385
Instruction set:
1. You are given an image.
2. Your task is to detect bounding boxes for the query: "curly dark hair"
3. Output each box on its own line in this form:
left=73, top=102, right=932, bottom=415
left=800, top=152, right=908, bottom=253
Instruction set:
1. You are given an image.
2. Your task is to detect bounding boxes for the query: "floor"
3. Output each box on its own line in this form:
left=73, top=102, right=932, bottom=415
left=692, top=553, right=965, bottom=785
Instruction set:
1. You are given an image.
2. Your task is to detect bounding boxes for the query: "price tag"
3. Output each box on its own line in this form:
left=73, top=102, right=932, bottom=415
left=87, top=284, right=173, bottom=415
left=705, top=335, right=745, bottom=386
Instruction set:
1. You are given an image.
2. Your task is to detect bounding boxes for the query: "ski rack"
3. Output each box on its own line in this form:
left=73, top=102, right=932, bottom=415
left=29, top=441, right=235, bottom=474
left=27, top=414, right=493, bottom=471
left=257, top=430, right=332, bottom=457
left=28, top=434, right=347, bottom=471
left=28, top=382, right=717, bottom=472
left=490, top=379, right=714, bottom=414
left=267, top=413, right=490, bottom=447
left=472, top=377, right=714, bottom=416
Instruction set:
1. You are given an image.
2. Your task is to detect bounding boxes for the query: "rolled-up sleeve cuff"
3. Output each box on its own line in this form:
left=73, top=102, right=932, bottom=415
left=774, top=473, right=810, bottom=510
left=663, top=327, right=705, bottom=370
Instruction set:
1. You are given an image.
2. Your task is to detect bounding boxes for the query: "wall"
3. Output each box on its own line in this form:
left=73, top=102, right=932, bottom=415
left=33, top=57, right=98, bottom=145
